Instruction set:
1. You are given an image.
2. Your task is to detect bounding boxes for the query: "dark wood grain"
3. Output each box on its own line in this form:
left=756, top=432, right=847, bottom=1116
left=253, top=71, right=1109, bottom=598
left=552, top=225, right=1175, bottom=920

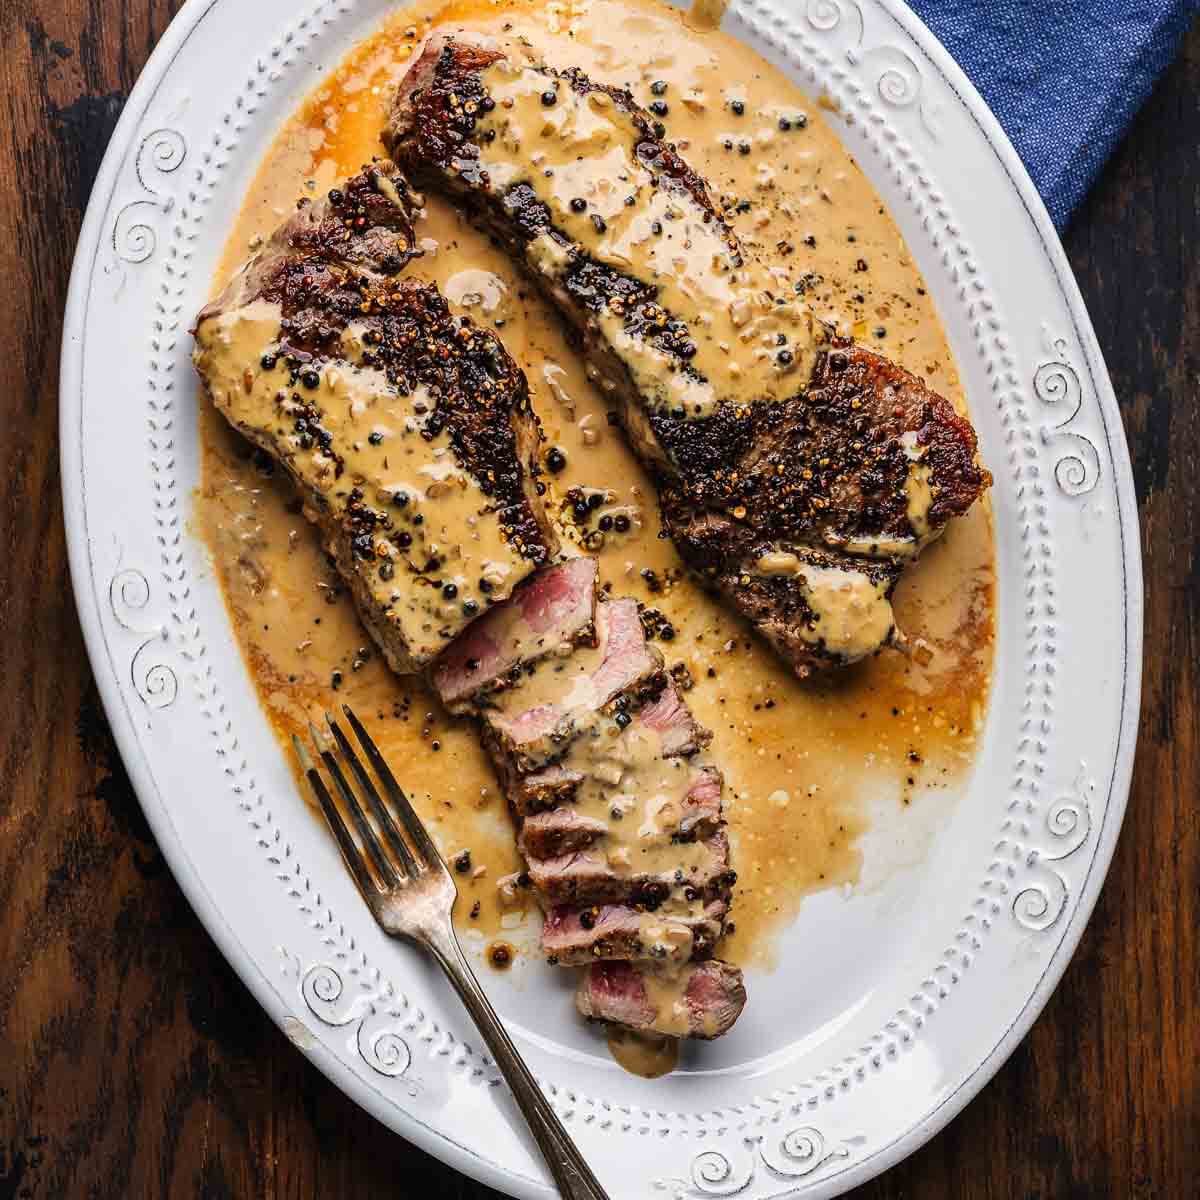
left=1, top=4, right=1195, bottom=1197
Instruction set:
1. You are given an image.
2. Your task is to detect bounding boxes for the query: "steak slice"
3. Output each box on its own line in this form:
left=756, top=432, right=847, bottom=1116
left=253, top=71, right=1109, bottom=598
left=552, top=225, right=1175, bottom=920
left=385, top=36, right=991, bottom=676
left=518, top=807, right=609, bottom=858
left=478, top=597, right=663, bottom=774
left=542, top=900, right=727, bottom=967
left=576, top=960, right=746, bottom=1041
left=431, top=555, right=597, bottom=711
left=515, top=757, right=722, bottom=836
left=524, top=828, right=731, bottom=907
left=193, top=162, right=557, bottom=674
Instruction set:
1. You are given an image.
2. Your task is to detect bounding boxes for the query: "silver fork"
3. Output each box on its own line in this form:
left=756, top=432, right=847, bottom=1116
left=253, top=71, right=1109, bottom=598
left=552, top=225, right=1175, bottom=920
left=293, top=705, right=610, bottom=1200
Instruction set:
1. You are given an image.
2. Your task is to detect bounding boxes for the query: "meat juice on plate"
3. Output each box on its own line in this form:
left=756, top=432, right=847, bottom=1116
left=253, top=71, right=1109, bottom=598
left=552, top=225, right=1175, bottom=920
left=196, top=0, right=994, bottom=1065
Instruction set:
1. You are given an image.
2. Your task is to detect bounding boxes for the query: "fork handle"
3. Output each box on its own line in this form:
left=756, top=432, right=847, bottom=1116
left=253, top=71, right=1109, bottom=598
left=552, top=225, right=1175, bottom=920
left=427, top=928, right=611, bottom=1200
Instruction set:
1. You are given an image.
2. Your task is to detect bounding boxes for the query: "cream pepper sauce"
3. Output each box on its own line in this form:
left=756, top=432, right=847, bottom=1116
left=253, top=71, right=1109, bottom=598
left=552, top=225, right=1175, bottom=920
left=194, top=292, right=537, bottom=666
left=197, top=0, right=993, bottom=1003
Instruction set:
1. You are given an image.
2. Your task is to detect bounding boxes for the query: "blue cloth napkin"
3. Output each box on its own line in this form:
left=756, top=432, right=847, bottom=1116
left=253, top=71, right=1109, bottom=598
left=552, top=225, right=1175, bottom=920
left=906, top=0, right=1200, bottom=228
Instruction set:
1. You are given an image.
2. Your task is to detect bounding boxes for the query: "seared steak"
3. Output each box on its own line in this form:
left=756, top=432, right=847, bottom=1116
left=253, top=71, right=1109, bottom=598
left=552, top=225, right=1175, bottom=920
left=193, top=163, right=557, bottom=673
left=455, top=574, right=743, bottom=1035
left=576, top=960, right=746, bottom=1040
left=385, top=36, right=992, bottom=676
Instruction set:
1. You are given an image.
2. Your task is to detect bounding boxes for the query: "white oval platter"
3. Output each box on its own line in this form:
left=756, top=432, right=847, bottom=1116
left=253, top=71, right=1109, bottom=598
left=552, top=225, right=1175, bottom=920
left=61, top=1, right=1142, bottom=1196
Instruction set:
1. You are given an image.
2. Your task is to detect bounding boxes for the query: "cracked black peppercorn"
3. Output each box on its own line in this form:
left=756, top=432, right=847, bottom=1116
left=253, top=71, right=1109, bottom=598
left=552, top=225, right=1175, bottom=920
left=368, top=431, right=383, bottom=445
left=598, top=514, right=613, bottom=531
left=546, top=446, right=567, bottom=473
left=301, top=369, right=321, bottom=389
left=260, top=353, right=277, bottom=370
left=613, top=514, right=631, bottom=533
left=649, top=100, right=669, bottom=117
left=396, top=530, right=412, bottom=548
left=540, top=89, right=557, bottom=106
left=442, top=582, right=458, bottom=598
left=586, top=491, right=603, bottom=509
left=591, top=213, right=607, bottom=234
left=730, top=98, right=745, bottom=115
left=570, top=197, right=586, bottom=213
left=392, top=490, right=409, bottom=507
left=650, top=80, right=668, bottom=96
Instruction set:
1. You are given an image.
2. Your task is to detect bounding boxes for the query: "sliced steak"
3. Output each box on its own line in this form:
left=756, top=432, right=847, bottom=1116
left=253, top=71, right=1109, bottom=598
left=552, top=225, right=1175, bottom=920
left=506, top=681, right=719, bottom=828
left=193, top=162, right=557, bottom=674
left=542, top=899, right=726, bottom=967
left=431, top=555, right=597, bottom=711
left=479, top=597, right=663, bottom=773
left=575, top=960, right=746, bottom=1040
left=518, top=807, right=609, bottom=858
left=525, top=828, right=731, bottom=907
left=385, top=36, right=991, bottom=677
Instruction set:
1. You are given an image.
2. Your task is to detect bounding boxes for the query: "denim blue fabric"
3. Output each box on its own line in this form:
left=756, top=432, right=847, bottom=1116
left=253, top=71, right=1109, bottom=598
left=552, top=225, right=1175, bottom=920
left=906, top=1, right=1200, bottom=227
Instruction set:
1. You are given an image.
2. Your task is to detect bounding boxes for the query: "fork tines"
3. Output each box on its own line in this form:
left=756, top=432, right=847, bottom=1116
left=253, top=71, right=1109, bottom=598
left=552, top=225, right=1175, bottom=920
left=293, top=705, right=446, bottom=894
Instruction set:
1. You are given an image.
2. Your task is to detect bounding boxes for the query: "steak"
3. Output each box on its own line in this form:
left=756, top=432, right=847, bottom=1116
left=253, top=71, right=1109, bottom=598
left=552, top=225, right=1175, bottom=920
left=542, top=900, right=727, bottom=968
left=576, top=960, right=746, bottom=1040
left=193, top=162, right=558, bottom=674
left=451, top=567, right=743, bottom=1033
left=523, top=828, right=732, bottom=907
left=385, top=36, right=992, bottom=676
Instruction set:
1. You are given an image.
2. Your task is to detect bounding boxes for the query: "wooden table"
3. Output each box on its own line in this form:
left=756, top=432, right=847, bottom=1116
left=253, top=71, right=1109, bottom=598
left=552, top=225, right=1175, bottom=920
left=2, top=3, right=1196, bottom=1196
